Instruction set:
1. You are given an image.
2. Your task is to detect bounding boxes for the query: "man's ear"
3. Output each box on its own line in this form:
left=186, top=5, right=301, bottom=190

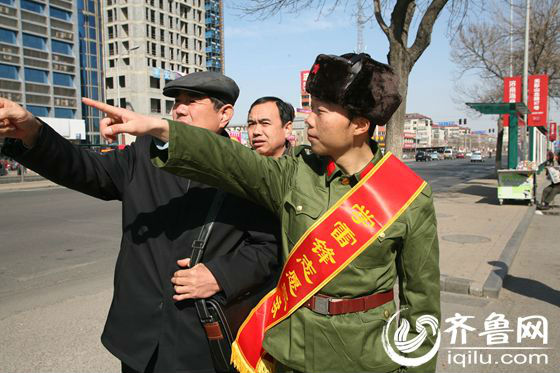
left=352, top=116, right=370, bottom=136
left=218, top=104, right=234, bottom=129
left=283, top=121, right=293, bottom=138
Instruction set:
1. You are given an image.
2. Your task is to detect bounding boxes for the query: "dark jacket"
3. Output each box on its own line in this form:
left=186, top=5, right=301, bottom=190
left=1, top=123, right=280, bottom=373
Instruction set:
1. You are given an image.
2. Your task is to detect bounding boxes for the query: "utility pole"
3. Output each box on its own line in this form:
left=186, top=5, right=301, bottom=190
left=356, top=0, right=365, bottom=53
left=522, top=0, right=531, bottom=162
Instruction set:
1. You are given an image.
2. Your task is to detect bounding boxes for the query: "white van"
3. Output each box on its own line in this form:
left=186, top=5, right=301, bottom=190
left=443, top=149, right=454, bottom=159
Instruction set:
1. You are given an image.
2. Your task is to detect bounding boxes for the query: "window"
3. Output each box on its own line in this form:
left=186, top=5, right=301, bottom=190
left=149, top=76, right=160, bottom=89
left=21, top=0, right=44, bottom=13
left=0, top=28, right=17, bottom=44
left=0, top=0, right=14, bottom=6
left=119, top=75, right=125, bottom=87
left=55, top=108, right=75, bottom=118
left=53, top=72, right=73, bottom=87
left=165, top=100, right=173, bottom=114
left=27, top=105, right=49, bottom=116
left=22, top=33, right=47, bottom=50
left=0, top=63, right=18, bottom=79
left=24, top=67, right=48, bottom=83
left=150, top=98, right=160, bottom=113
left=119, top=97, right=126, bottom=108
left=107, top=98, right=114, bottom=106
left=109, top=59, right=115, bottom=67
left=50, top=6, right=71, bottom=21
left=52, top=40, right=73, bottom=55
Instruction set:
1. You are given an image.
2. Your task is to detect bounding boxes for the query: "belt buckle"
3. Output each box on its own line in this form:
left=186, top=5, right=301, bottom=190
left=313, top=295, right=331, bottom=315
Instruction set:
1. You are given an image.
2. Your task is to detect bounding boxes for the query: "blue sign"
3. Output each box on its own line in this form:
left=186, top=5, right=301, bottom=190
left=437, top=121, right=457, bottom=126
left=150, top=68, right=161, bottom=78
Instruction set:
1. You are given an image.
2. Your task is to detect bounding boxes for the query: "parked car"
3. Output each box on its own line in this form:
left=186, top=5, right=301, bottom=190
left=0, top=163, right=7, bottom=176
left=430, top=152, right=439, bottom=161
left=470, top=151, right=483, bottom=162
left=466, top=152, right=473, bottom=158
left=416, top=151, right=429, bottom=161
left=443, top=149, right=454, bottom=159
left=456, top=153, right=465, bottom=159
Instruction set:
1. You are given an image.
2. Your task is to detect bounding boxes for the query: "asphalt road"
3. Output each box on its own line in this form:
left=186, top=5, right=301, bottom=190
left=0, top=158, right=502, bottom=372
left=407, top=157, right=496, bottom=193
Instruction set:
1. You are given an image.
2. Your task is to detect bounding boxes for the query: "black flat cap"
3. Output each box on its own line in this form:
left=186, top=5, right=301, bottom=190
left=163, top=71, right=240, bottom=105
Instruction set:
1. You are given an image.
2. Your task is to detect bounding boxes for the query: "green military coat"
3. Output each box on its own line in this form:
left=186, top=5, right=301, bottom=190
left=152, top=121, right=441, bottom=373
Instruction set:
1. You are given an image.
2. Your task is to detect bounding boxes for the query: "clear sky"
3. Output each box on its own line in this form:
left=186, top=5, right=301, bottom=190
left=222, top=2, right=557, bottom=132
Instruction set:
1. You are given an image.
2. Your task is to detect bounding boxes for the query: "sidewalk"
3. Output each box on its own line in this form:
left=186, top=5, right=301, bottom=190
left=0, top=179, right=58, bottom=192
left=435, top=171, right=546, bottom=298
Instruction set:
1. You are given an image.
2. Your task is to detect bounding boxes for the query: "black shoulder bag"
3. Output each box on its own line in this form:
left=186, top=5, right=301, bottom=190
left=190, top=191, right=253, bottom=373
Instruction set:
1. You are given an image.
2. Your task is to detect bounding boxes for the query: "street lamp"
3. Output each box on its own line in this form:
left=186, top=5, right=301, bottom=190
left=116, top=45, right=140, bottom=145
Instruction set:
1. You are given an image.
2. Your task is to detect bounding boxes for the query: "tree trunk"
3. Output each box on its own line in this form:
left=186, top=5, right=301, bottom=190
left=385, top=45, right=412, bottom=159
left=495, top=116, right=504, bottom=175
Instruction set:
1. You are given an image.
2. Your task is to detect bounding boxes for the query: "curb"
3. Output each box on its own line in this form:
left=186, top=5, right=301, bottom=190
left=0, top=181, right=59, bottom=192
left=481, top=204, right=536, bottom=298
left=440, top=274, right=472, bottom=295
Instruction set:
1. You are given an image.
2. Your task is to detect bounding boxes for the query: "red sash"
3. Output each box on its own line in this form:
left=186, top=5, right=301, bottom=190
left=231, top=152, right=427, bottom=373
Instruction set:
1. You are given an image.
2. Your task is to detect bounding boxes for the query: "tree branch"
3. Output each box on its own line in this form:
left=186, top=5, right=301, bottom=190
left=409, top=0, right=448, bottom=62
left=389, top=0, right=415, bottom=47
left=373, top=0, right=391, bottom=39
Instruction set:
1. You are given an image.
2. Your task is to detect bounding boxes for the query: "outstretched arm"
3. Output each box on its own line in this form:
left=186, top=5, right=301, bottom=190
left=0, top=98, right=134, bottom=200
left=83, top=98, right=297, bottom=213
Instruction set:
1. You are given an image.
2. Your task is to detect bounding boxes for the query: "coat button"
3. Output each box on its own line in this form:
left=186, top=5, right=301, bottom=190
left=296, top=205, right=303, bottom=212
left=384, top=309, right=390, bottom=319
left=379, top=231, right=386, bottom=238
left=341, top=178, right=350, bottom=185
left=158, top=301, right=163, bottom=310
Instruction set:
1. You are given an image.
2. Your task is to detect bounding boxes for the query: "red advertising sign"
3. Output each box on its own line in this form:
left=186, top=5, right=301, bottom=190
left=550, top=122, right=557, bottom=142
left=300, top=70, right=310, bottom=95
left=528, top=75, right=548, bottom=126
left=502, top=76, right=522, bottom=127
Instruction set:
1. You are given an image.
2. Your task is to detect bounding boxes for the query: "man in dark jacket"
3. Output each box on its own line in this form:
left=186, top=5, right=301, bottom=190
left=0, top=72, right=279, bottom=373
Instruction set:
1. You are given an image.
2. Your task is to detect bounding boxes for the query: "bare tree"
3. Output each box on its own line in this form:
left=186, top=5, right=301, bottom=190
left=452, top=0, right=560, bottom=171
left=237, top=0, right=476, bottom=158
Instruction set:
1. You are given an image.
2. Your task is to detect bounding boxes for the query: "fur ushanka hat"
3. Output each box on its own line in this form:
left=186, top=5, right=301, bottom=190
left=305, top=53, right=402, bottom=127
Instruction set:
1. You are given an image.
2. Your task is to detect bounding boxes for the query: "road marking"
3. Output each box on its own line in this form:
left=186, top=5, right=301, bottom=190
left=14, top=260, right=101, bottom=282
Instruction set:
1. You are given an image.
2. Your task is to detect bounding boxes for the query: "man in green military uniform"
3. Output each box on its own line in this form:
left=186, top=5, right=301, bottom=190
left=85, top=53, right=440, bottom=372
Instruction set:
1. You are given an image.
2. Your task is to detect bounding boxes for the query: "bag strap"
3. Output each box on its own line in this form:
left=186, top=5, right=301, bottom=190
left=190, top=190, right=226, bottom=324
left=190, top=189, right=226, bottom=266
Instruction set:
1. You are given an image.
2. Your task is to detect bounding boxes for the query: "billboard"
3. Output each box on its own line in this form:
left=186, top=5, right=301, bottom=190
left=300, top=70, right=310, bottom=95
left=527, top=75, right=548, bottom=126
left=502, top=76, right=522, bottom=127
left=550, top=122, right=557, bottom=142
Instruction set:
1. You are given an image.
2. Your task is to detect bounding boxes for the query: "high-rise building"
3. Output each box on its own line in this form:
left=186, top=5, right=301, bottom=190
left=0, top=0, right=82, bottom=123
left=103, top=0, right=211, bottom=143
left=78, top=0, right=105, bottom=143
left=204, top=0, right=223, bottom=72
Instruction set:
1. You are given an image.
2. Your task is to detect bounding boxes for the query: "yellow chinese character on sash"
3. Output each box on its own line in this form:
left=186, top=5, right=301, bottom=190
left=331, top=221, right=357, bottom=247
left=351, top=204, right=376, bottom=228
left=271, top=295, right=282, bottom=318
left=296, top=254, right=317, bottom=284
left=281, top=282, right=288, bottom=311
left=285, top=270, right=302, bottom=297
left=311, top=238, right=336, bottom=264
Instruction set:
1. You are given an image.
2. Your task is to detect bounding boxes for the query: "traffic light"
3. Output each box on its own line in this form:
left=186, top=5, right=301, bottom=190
left=459, top=119, right=462, bottom=125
